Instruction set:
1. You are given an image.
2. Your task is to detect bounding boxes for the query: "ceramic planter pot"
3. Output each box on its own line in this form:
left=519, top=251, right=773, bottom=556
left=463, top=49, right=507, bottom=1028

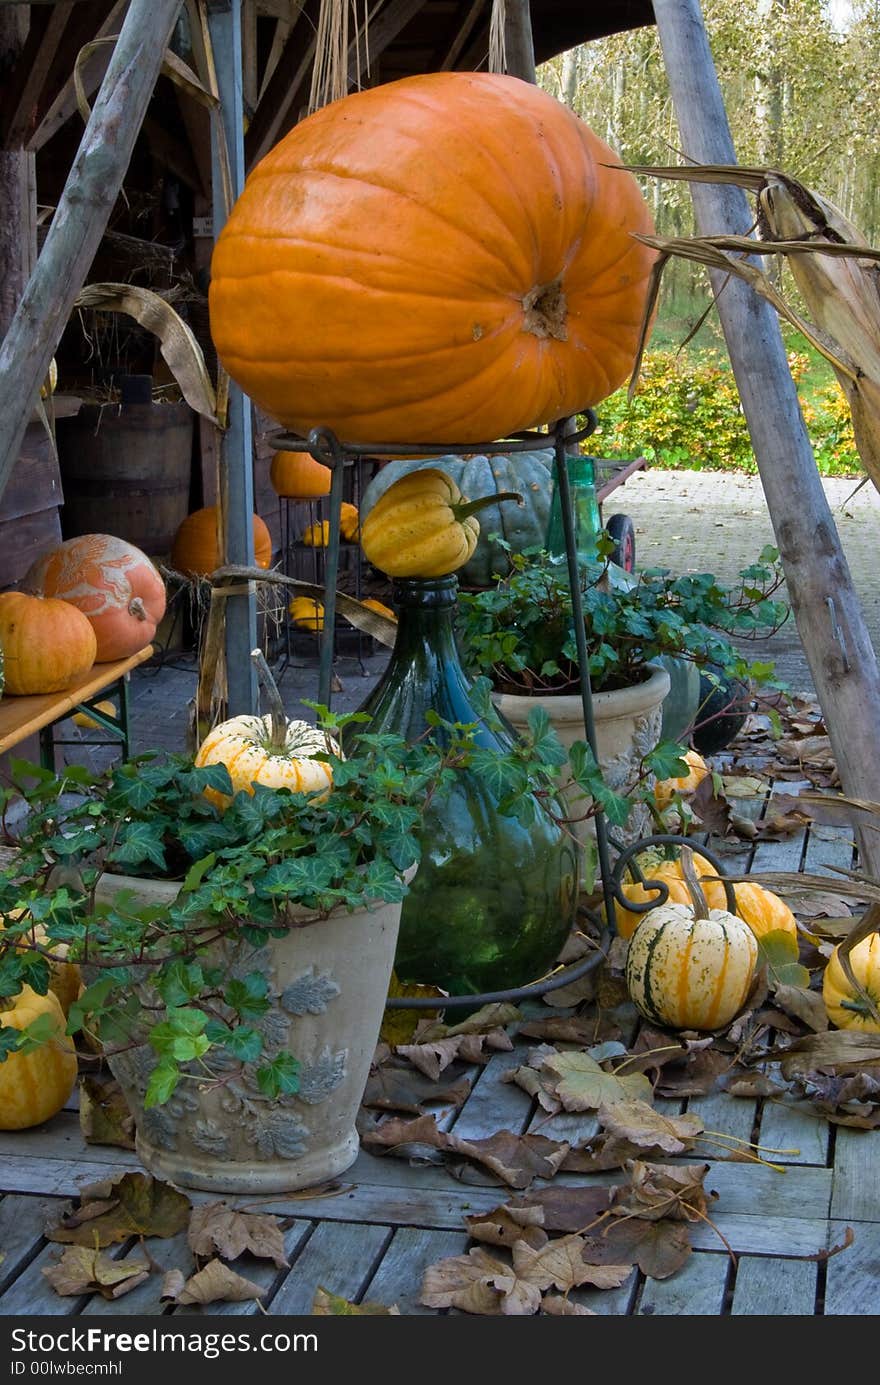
left=89, top=871, right=406, bottom=1195
left=493, top=662, right=671, bottom=848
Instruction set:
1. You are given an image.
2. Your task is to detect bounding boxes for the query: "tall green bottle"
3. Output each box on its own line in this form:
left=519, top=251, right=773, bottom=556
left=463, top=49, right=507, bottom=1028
left=350, top=575, right=579, bottom=998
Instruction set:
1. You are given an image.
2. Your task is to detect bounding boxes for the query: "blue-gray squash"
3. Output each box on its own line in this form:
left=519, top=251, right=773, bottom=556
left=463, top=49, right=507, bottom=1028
left=359, top=452, right=555, bottom=588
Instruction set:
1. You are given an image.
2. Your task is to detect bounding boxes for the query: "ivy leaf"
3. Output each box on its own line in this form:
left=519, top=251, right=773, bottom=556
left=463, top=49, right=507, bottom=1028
left=109, top=821, right=168, bottom=871
left=219, top=1025, right=263, bottom=1064
left=155, top=961, right=205, bottom=1008
left=181, top=854, right=217, bottom=893
left=0, top=1025, right=22, bottom=1061
left=145, top=1059, right=181, bottom=1109
left=225, top=973, right=270, bottom=1021
left=255, top=1052, right=300, bottom=1099
left=148, top=1008, right=210, bottom=1063
left=644, top=741, right=691, bottom=782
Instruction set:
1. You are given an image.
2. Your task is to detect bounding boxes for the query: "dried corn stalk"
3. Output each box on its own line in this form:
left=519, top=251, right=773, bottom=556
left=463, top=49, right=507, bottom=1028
left=622, top=164, right=880, bottom=496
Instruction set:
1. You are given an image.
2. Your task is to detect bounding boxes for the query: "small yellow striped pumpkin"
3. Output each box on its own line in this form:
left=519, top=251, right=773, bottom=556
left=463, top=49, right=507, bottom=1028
left=615, top=852, right=798, bottom=945
left=0, top=987, right=78, bottom=1129
left=822, top=932, right=880, bottom=1032
left=625, top=892, right=758, bottom=1032
left=359, top=468, right=521, bottom=579
left=195, top=714, right=334, bottom=809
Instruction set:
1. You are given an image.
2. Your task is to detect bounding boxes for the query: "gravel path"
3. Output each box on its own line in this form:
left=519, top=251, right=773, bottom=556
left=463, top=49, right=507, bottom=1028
left=605, top=467, right=880, bottom=694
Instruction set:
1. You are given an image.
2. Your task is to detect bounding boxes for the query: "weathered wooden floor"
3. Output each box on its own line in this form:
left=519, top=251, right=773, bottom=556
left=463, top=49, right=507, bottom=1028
left=0, top=788, right=876, bottom=1317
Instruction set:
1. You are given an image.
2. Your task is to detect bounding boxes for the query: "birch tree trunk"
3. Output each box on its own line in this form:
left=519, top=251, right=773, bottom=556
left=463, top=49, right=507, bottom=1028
left=653, top=0, right=880, bottom=874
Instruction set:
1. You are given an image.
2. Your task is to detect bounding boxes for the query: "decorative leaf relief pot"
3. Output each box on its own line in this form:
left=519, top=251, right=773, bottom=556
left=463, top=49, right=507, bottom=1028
left=89, top=871, right=408, bottom=1195
left=492, top=663, right=671, bottom=848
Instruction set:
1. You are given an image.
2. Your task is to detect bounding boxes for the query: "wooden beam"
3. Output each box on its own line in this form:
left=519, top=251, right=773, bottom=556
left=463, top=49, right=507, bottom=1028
left=0, top=7, right=36, bottom=338
left=348, top=0, right=423, bottom=86
left=439, top=0, right=482, bottom=70
left=208, top=0, right=258, bottom=714
left=652, top=0, right=880, bottom=877
left=0, top=2, right=73, bottom=147
left=502, top=0, right=534, bottom=82
left=30, top=0, right=130, bottom=151
left=244, top=0, right=318, bottom=165
left=0, top=0, right=185, bottom=506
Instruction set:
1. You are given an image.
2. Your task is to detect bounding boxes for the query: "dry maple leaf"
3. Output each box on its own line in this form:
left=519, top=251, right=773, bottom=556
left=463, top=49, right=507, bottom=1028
left=540, top=1051, right=653, bottom=1112
left=43, top=1246, right=150, bottom=1299
left=540, top=1295, right=597, bottom=1315
left=362, top=1062, right=471, bottom=1114
left=597, top=1099, right=704, bottom=1153
left=464, top=1204, right=547, bottom=1250
left=420, top=1247, right=508, bottom=1315
left=187, top=1202, right=289, bottom=1269
left=511, top=1234, right=631, bottom=1293
left=500, top=1062, right=562, bottom=1115
left=611, top=1160, right=716, bottom=1223
left=161, top=1258, right=264, bottom=1306
left=78, top=1075, right=136, bottom=1151
left=445, top=1130, right=571, bottom=1189
left=46, top=1173, right=192, bottom=1247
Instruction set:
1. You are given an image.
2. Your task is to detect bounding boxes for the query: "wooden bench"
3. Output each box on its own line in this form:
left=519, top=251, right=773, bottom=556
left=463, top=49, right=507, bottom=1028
left=0, top=645, right=154, bottom=771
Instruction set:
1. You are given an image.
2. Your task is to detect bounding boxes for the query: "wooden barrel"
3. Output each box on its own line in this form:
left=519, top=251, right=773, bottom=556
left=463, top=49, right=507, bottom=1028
left=56, top=397, right=194, bottom=556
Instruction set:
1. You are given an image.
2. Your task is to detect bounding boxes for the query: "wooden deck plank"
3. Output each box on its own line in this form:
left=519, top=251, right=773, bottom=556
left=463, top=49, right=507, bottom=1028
left=0, top=1113, right=141, bottom=1170
left=572, top=1268, right=639, bottom=1316
left=802, top=825, right=855, bottom=878
left=636, top=1250, right=730, bottom=1314
left=0, top=1194, right=64, bottom=1297
left=756, top=1099, right=831, bottom=1168
left=823, top=1219, right=880, bottom=1315
left=0, top=1154, right=142, bottom=1198
left=362, top=1227, right=470, bottom=1315
left=0, top=1242, right=83, bottom=1315
left=686, top=1213, right=830, bottom=1257
left=237, top=1176, right=511, bottom=1231
left=731, top=1255, right=818, bottom=1314
left=686, top=1091, right=756, bottom=1147
left=450, top=1049, right=533, bottom=1140
left=267, top=1221, right=392, bottom=1315
left=830, top=1127, right=880, bottom=1222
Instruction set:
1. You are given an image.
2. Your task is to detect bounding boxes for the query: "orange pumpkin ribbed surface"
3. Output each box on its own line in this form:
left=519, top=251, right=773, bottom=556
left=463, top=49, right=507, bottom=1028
left=171, top=507, right=273, bottom=577
left=269, top=450, right=332, bottom=498
left=23, top=534, right=165, bottom=663
left=208, top=71, right=657, bottom=446
left=0, top=591, right=97, bottom=694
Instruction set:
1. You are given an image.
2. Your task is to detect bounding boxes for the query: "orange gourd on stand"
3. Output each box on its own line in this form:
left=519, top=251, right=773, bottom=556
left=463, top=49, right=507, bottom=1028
left=209, top=71, right=657, bottom=445
left=0, top=987, right=78, bottom=1130
left=23, top=534, right=165, bottom=663
left=269, top=450, right=332, bottom=498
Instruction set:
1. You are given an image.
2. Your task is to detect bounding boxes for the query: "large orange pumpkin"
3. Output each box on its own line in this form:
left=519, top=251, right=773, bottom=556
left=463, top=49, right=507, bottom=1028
left=0, top=591, right=97, bottom=694
left=24, top=534, right=166, bottom=663
left=269, top=450, right=332, bottom=498
left=209, top=71, right=657, bottom=446
left=171, top=507, right=273, bottom=577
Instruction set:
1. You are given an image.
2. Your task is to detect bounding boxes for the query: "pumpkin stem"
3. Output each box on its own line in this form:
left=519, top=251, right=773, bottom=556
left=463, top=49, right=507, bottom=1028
left=452, top=491, right=524, bottom=523
left=680, top=846, right=710, bottom=921
left=250, top=648, right=287, bottom=751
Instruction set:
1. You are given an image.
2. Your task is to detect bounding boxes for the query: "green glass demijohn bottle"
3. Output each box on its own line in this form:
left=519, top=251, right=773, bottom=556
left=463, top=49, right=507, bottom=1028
left=349, top=574, right=580, bottom=999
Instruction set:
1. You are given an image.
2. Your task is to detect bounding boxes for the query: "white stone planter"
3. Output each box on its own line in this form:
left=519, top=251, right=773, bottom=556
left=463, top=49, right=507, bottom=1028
left=90, top=871, right=406, bottom=1195
left=493, top=663, right=671, bottom=847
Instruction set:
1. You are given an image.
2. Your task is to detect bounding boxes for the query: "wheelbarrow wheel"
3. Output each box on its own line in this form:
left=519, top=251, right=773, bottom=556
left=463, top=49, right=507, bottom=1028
left=606, top=513, right=636, bottom=573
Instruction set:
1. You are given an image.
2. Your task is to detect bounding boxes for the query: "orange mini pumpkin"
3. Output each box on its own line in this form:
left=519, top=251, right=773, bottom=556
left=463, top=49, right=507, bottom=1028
left=209, top=71, right=657, bottom=445
left=171, top=507, right=273, bottom=577
left=0, top=591, right=97, bottom=694
left=24, top=534, right=166, bottom=663
left=0, top=987, right=78, bottom=1130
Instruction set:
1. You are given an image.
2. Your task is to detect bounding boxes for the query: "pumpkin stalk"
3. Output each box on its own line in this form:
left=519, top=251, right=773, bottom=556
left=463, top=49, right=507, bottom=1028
left=452, top=490, right=524, bottom=522
left=680, top=845, right=710, bottom=920
left=250, top=648, right=288, bottom=751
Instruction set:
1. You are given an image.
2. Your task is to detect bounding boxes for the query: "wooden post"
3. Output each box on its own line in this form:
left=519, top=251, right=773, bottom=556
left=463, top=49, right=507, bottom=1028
left=653, top=0, right=880, bottom=875
left=0, top=8, right=36, bottom=341
left=207, top=0, right=258, bottom=715
left=0, top=0, right=184, bottom=506
left=503, top=0, right=535, bottom=82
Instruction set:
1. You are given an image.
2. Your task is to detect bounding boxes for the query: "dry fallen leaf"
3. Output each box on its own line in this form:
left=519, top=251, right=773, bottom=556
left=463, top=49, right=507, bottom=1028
left=511, top=1234, right=631, bottom=1294
left=420, top=1247, right=508, bottom=1315
left=610, top=1160, right=716, bottom=1223
left=43, top=1246, right=150, bottom=1299
left=540, top=1295, right=597, bottom=1314
left=77, top=1075, right=136, bottom=1151
left=464, top=1204, right=547, bottom=1250
left=46, top=1173, right=192, bottom=1247
left=187, top=1202, right=289, bottom=1269
left=312, top=1287, right=400, bottom=1314
left=597, top=1100, right=704, bottom=1153
left=161, top=1257, right=264, bottom=1306
left=445, top=1130, right=571, bottom=1189
left=362, top=1062, right=472, bottom=1114
left=540, top=1051, right=654, bottom=1112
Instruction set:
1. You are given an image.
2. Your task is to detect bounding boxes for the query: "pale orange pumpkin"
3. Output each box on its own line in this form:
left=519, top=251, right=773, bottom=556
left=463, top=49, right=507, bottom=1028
left=209, top=71, right=657, bottom=445
left=0, top=987, right=78, bottom=1130
left=614, top=851, right=798, bottom=945
left=0, top=591, right=97, bottom=694
left=24, top=534, right=166, bottom=662
left=171, top=507, right=273, bottom=577
left=822, top=932, right=880, bottom=1032
left=653, top=749, right=710, bottom=811
left=269, top=450, right=332, bottom=498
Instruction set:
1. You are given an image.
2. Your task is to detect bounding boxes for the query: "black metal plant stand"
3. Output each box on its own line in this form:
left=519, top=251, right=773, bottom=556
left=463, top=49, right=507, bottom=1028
left=270, top=415, right=737, bottom=1010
